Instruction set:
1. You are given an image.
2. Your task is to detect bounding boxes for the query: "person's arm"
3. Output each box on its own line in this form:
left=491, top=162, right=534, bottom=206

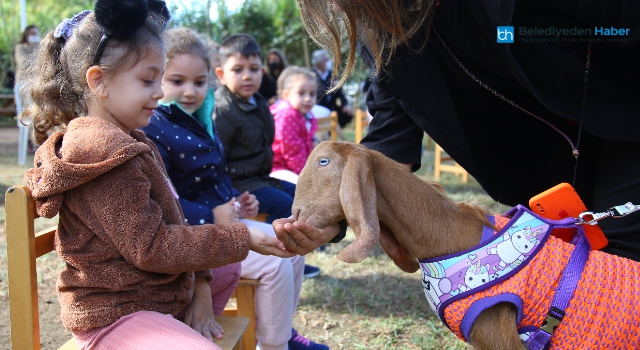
left=182, top=276, right=225, bottom=340
left=334, top=85, right=353, bottom=115
left=144, top=123, right=221, bottom=225
left=14, top=44, right=29, bottom=73
left=275, top=109, right=308, bottom=174
left=78, top=159, right=251, bottom=273
left=360, top=82, right=424, bottom=172
left=212, top=106, right=236, bottom=158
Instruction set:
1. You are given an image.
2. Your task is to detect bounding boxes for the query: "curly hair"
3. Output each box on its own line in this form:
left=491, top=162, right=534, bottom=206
left=297, top=0, right=436, bottom=88
left=20, top=12, right=166, bottom=145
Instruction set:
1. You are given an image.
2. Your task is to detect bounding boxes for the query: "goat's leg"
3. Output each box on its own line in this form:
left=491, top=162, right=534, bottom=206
left=468, top=303, right=525, bottom=350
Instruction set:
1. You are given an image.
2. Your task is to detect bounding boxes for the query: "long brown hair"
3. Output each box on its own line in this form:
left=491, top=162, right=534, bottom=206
left=297, top=0, right=436, bottom=88
left=19, top=25, right=38, bottom=44
left=20, top=12, right=166, bottom=145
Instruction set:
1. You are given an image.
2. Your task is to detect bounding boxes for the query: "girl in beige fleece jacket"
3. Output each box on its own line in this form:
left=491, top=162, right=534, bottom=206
left=20, top=1, right=294, bottom=349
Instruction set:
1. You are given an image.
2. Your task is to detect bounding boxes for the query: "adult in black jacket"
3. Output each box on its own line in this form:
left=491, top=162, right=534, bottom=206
left=275, top=0, right=640, bottom=263
left=258, top=48, right=288, bottom=105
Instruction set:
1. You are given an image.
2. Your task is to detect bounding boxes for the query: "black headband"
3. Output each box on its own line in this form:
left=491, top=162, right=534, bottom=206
left=92, top=0, right=170, bottom=66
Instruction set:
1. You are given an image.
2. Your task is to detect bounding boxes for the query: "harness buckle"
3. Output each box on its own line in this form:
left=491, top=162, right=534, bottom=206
left=540, top=307, right=565, bottom=335
left=577, top=202, right=640, bottom=225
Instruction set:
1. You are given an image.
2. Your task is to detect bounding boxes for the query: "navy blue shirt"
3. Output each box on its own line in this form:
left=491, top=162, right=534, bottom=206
left=141, top=101, right=240, bottom=225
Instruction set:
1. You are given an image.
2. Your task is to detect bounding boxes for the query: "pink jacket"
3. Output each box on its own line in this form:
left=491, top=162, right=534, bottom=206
left=270, top=100, right=318, bottom=174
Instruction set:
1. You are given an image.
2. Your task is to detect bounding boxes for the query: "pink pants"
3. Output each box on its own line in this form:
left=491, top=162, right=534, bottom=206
left=73, top=263, right=241, bottom=350
left=240, top=219, right=305, bottom=350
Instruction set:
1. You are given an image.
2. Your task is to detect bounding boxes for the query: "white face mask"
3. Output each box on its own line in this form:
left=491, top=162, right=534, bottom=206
left=28, top=35, right=40, bottom=44
left=326, top=60, right=333, bottom=71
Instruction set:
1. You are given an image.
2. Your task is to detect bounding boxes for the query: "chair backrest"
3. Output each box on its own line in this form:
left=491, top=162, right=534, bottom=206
left=314, top=111, right=338, bottom=142
left=6, top=185, right=57, bottom=350
left=354, top=109, right=370, bottom=144
left=5, top=185, right=248, bottom=350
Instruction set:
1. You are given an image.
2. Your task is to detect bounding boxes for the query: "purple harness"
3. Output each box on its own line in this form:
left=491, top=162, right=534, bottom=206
left=418, top=205, right=590, bottom=350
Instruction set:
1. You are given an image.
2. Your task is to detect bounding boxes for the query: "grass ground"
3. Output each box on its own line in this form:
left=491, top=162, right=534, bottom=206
left=0, top=126, right=510, bottom=349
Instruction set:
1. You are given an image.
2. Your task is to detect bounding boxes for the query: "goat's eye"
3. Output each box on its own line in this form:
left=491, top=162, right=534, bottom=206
left=319, top=158, right=330, bottom=166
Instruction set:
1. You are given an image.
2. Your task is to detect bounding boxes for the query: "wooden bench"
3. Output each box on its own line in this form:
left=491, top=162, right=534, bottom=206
left=0, top=93, right=16, bottom=117
left=315, top=111, right=338, bottom=142
left=354, top=109, right=370, bottom=144
left=222, top=279, right=260, bottom=350
left=5, top=185, right=249, bottom=350
left=433, top=144, right=469, bottom=183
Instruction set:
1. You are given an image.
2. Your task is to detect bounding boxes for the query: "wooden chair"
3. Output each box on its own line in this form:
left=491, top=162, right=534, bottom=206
left=5, top=185, right=248, bottom=350
left=354, top=109, right=370, bottom=144
left=222, top=279, right=260, bottom=350
left=315, top=111, right=338, bottom=142
left=245, top=213, right=268, bottom=223
left=433, top=144, right=469, bottom=183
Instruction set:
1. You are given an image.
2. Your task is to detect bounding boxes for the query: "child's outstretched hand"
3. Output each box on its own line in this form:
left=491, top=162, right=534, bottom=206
left=183, top=277, right=224, bottom=341
left=248, top=226, right=297, bottom=258
left=236, top=191, right=259, bottom=218
left=213, top=198, right=239, bottom=225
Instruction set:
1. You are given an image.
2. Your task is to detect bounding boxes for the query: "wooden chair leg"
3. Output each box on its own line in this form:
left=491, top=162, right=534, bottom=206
left=235, top=284, right=257, bottom=350
left=224, top=279, right=259, bottom=350
left=434, top=144, right=443, bottom=180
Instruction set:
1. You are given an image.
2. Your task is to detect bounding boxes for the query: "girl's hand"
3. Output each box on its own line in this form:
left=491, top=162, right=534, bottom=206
left=236, top=192, right=259, bottom=218
left=183, top=277, right=224, bottom=340
left=213, top=198, right=239, bottom=225
left=248, top=226, right=296, bottom=258
left=273, top=218, right=339, bottom=255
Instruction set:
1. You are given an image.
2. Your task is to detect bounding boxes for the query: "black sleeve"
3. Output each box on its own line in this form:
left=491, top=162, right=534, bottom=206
left=360, top=82, right=425, bottom=172
left=329, top=219, right=348, bottom=243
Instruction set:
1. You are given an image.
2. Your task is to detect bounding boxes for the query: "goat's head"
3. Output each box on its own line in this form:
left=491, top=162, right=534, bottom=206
left=293, top=141, right=383, bottom=264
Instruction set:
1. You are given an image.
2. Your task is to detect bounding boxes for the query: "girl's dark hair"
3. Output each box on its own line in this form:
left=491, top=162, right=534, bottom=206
left=19, top=25, right=38, bottom=44
left=297, top=0, right=436, bottom=88
left=20, top=9, right=168, bottom=145
left=163, top=27, right=210, bottom=71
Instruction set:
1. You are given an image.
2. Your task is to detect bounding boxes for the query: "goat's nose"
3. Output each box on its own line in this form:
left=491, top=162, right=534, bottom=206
left=293, top=208, right=301, bottom=221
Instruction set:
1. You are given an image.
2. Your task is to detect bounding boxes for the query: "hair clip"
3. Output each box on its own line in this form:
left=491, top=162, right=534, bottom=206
left=92, top=34, right=110, bottom=66
left=53, top=10, right=92, bottom=40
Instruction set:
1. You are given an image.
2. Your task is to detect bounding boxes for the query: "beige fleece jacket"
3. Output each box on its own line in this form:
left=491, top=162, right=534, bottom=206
left=25, top=117, right=250, bottom=330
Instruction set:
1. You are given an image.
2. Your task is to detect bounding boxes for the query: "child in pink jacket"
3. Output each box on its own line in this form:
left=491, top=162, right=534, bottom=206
left=270, top=66, right=319, bottom=183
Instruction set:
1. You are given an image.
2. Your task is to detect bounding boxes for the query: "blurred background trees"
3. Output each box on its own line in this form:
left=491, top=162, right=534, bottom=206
left=0, top=0, right=369, bottom=106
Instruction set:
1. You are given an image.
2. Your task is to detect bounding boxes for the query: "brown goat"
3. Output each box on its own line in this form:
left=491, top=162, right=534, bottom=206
left=292, top=141, right=530, bottom=350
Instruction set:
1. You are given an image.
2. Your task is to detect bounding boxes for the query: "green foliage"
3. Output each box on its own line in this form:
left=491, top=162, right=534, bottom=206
left=0, top=0, right=93, bottom=77
left=0, top=0, right=371, bottom=100
left=169, top=0, right=315, bottom=68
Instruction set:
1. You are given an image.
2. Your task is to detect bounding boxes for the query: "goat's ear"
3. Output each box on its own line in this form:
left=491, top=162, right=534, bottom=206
left=337, top=150, right=379, bottom=263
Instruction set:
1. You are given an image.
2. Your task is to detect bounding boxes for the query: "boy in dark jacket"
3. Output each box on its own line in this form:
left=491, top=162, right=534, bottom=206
left=213, top=34, right=322, bottom=280
left=213, top=34, right=296, bottom=224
